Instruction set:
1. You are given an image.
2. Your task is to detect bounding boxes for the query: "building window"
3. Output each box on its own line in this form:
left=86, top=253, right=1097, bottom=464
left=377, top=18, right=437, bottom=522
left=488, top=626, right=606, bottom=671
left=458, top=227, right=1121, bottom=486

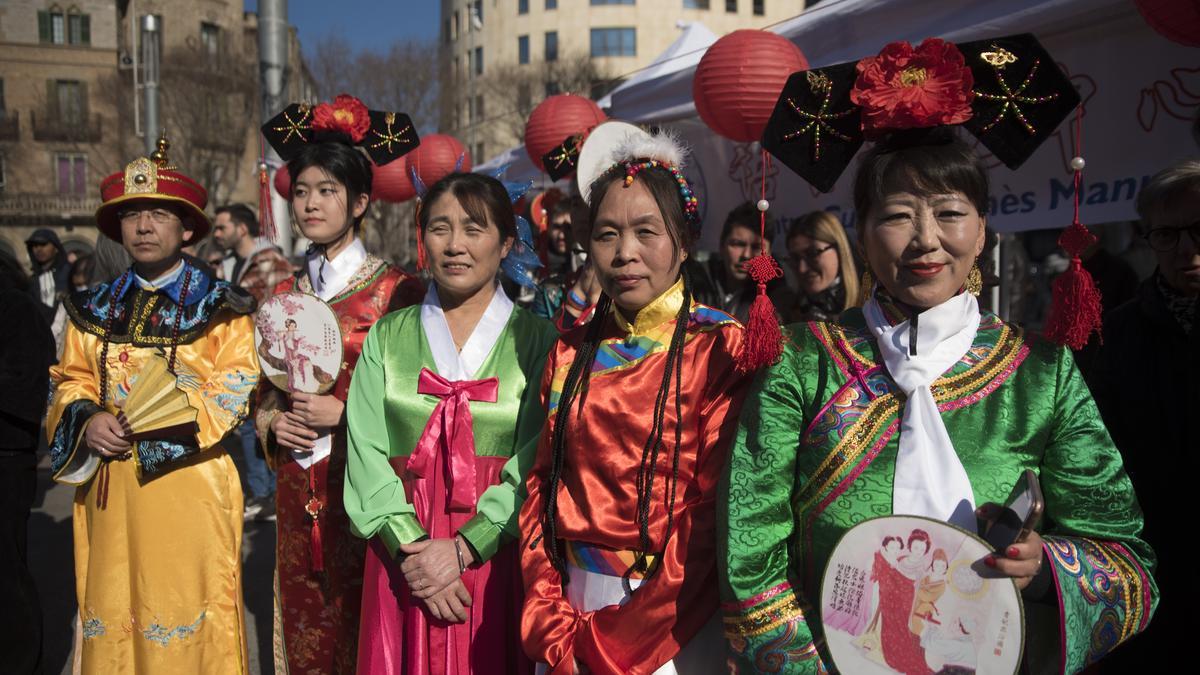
left=590, top=0, right=635, bottom=5
left=452, top=11, right=459, bottom=40
left=518, top=35, right=530, bottom=64
left=39, top=6, right=90, bottom=45
left=753, top=0, right=765, bottom=15
left=474, top=46, right=483, bottom=75
left=684, top=0, right=711, bottom=8
left=200, top=22, right=221, bottom=60
left=474, top=0, right=483, bottom=23
left=0, top=153, right=7, bottom=190
left=0, top=79, right=6, bottom=116
left=474, top=142, right=486, bottom=163
left=474, top=95, right=485, bottom=122
left=545, top=80, right=561, bottom=97
left=56, top=154, right=87, bottom=196
left=67, top=9, right=91, bottom=45
left=37, top=6, right=64, bottom=44
left=53, top=80, right=85, bottom=125
left=546, top=0, right=558, bottom=8
left=726, top=0, right=738, bottom=11
left=519, top=0, right=529, bottom=14
left=545, top=31, right=558, bottom=62
left=590, top=28, right=636, bottom=57
left=454, top=55, right=461, bottom=81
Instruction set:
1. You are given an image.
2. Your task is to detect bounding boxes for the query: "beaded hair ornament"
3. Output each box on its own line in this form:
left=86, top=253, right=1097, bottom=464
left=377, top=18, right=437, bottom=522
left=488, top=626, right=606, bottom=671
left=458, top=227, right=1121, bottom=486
left=595, top=127, right=702, bottom=236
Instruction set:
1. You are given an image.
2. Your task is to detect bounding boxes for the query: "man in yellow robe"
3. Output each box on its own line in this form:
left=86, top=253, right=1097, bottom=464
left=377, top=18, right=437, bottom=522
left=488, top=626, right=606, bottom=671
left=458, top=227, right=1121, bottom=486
left=46, top=138, right=259, bottom=674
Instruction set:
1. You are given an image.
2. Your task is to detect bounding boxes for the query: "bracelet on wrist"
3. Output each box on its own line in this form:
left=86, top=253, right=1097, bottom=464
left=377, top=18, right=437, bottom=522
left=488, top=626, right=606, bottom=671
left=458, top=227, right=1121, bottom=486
left=454, top=537, right=468, bottom=574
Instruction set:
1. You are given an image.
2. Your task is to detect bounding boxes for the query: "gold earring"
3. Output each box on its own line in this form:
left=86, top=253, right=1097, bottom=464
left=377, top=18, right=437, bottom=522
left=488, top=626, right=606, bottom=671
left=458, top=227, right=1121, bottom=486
left=858, top=268, right=874, bottom=305
left=966, top=263, right=983, bottom=296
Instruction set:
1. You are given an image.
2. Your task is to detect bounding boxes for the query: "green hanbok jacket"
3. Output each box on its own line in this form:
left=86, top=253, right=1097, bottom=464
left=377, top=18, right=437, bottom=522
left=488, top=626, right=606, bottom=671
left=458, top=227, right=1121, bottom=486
left=719, top=309, right=1157, bottom=674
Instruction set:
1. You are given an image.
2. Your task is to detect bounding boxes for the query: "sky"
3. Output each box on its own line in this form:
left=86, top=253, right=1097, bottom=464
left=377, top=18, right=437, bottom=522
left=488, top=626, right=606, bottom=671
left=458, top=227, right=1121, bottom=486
left=243, top=1, right=440, bottom=57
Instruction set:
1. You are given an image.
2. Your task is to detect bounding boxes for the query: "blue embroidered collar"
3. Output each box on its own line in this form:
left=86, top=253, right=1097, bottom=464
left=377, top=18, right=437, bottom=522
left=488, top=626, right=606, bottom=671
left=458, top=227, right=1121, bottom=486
left=113, top=259, right=212, bottom=306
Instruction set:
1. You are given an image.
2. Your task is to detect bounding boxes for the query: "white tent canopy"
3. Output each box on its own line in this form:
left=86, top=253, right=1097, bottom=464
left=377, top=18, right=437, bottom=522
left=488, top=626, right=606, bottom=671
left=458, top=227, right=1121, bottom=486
left=472, top=142, right=554, bottom=187
left=607, top=0, right=1135, bottom=122
left=601, top=0, right=1198, bottom=241
left=597, top=21, right=718, bottom=112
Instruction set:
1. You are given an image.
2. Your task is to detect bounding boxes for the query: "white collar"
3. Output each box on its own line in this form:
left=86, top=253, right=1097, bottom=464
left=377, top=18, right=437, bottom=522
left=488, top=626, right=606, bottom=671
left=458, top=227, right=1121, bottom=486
left=134, top=260, right=184, bottom=290
left=420, top=282, right=514, bottom=381
left=306, top=238, right=367, bottom=301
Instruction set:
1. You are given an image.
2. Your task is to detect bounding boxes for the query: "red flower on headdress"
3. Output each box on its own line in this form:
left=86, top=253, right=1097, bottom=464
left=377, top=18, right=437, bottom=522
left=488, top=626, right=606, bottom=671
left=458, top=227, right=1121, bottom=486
left=850, top=38, right=974, bottom=137
left=312, top=94, right=371, bottom=143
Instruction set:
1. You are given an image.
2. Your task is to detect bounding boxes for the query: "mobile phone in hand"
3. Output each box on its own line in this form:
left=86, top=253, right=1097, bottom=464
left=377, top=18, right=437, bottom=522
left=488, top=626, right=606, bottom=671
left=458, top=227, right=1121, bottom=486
left=982, top=469, right=1044, bottom=553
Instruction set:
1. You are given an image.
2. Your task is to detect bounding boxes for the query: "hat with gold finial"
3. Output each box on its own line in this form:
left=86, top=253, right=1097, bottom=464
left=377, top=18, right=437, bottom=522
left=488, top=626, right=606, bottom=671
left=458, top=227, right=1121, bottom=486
left=95, top=134, right=211, bottom=242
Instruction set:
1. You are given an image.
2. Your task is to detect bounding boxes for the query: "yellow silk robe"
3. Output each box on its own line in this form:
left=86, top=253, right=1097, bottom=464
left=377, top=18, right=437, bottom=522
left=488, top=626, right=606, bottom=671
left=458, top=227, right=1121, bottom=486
left=46, top=262, right=259, bottom=675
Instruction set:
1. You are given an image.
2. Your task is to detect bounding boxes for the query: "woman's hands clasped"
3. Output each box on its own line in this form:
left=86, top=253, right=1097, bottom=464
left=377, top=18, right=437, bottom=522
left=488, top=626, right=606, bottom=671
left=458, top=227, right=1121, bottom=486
left=270, top=392, right=344, bottom=452
left=398, top=536, right=479, bottom=623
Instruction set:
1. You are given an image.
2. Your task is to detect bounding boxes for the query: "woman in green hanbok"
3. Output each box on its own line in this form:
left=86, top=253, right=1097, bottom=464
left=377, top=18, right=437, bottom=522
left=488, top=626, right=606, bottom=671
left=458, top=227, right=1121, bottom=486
left=344, top=172, right=556, bottom=674
left=718, top=35, right=1157, bottom=674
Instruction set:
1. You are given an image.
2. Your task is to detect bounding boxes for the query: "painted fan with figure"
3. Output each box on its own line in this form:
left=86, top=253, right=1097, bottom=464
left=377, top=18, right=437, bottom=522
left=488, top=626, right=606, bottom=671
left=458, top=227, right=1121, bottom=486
left=115, top=352, right=200, bottom=440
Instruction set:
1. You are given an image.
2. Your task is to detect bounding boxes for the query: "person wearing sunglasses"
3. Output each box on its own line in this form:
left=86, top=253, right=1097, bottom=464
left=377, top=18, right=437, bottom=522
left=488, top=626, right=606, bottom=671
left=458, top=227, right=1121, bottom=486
left=1084, top=159, right=1199, bottom=669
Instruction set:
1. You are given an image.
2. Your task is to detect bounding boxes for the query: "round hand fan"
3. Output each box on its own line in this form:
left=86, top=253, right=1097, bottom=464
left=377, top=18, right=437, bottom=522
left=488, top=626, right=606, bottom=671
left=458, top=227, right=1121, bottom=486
left=820, top=515, right=1024, bottom=675
left=254, top=291, right=344, bottom=394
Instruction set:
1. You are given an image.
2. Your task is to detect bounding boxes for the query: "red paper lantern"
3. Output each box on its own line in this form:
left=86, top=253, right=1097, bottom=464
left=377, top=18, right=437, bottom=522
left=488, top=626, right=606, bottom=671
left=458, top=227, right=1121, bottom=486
left=1136, top=0, right=1200, bottom=46
left=372, top=158, right=417, bottom=203
left=693, top=30, right=808, bottom=143
left=273, top=167, right=291, bottom=199
left=524, top=94, right=607, bottom=172
left=408, top=134, right=472, bottom=190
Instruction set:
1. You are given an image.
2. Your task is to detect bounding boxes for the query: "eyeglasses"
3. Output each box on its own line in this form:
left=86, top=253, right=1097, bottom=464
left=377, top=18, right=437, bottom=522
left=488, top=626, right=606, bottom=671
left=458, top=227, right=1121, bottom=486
left=786, top=243, right=836, bottom=267
left=117, top=208, right=179, bottom=225
left=1144, top=223, right=1200, bottom=252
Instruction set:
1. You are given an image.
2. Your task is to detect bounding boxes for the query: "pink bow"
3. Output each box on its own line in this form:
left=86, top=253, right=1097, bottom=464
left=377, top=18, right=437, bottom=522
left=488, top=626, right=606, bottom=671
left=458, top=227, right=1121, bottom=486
left=406, top=368, right=498, bottom=513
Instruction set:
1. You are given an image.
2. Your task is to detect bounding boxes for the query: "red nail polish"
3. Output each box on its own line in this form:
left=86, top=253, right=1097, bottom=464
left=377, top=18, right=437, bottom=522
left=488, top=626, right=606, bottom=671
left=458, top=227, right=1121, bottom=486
left=1007, top=546, right=1020, bottom=558
left=984, top=555, right=996, bottom=567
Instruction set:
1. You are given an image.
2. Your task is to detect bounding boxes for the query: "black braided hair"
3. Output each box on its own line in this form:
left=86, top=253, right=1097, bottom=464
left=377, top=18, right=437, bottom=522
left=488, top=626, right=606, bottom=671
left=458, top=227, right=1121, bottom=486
left=541, top=290, right=612, bottom=580
left=630, top=270, right=691, bottom=578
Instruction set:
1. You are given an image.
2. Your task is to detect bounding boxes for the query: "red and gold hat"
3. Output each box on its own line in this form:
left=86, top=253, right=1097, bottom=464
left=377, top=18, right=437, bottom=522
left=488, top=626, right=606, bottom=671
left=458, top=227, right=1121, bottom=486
left=95, top=136, right=210, bottom=242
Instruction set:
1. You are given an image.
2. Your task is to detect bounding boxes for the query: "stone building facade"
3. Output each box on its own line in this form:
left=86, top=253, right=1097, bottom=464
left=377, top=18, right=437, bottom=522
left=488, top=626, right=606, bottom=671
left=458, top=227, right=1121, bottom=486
left=439, top=0, right=807, bottom=164
left=0, top=0, right=314, bottom=268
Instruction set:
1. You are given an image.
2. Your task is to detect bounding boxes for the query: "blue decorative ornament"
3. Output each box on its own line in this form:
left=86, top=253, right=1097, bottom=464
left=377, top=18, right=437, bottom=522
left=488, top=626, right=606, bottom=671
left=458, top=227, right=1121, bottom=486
left=500, top=215, right=543, bottom=288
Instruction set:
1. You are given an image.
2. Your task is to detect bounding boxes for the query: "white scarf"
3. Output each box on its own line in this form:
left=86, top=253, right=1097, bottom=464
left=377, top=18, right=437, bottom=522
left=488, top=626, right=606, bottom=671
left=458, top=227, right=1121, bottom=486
left=863, top=291, right=979, bottom=529
left=420, top=282, right=514, bottom=381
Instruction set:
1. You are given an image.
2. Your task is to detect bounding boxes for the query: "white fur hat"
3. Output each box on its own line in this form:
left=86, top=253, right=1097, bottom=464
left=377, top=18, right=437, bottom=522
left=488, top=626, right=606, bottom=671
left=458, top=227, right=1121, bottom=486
left=576, top=121, right=689, bottom=203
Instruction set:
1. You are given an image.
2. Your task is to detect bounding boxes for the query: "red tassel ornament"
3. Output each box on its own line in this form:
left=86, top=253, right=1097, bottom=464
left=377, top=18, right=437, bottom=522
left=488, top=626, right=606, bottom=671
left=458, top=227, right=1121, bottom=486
left=736, top=150, right=786, bottom=372
left=257, top=135, right=278, bottom=242
left=1043, top=108, right=1102, bottom=350
left=737, top=254, right=786, bottom=372
left=305, top=467, right=324, bottom=574
left=1044, top=219, right=1102, bottom=349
